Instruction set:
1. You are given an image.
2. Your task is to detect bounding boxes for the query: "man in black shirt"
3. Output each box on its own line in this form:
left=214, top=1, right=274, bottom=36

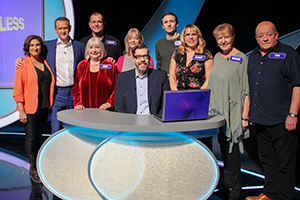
left=80, top=12, right=122, bottom=62
left=246, top=21, right=300, bottom=200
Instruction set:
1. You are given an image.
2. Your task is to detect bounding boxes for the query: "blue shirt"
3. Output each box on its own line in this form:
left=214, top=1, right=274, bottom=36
left=247, top=42, right=300, bottom=125
left=135, top=70, right=150, bottom=115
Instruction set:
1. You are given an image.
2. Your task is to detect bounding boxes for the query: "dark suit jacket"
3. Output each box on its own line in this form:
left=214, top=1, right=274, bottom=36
left=44, top=39, right=85, bottom=79
left=115, top=68, right=170, bottom=114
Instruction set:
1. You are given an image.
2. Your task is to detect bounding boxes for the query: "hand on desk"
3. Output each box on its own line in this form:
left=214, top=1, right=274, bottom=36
left=99, top=103, right=111, bottom=110
left=75, top=105, right=85, bottom=110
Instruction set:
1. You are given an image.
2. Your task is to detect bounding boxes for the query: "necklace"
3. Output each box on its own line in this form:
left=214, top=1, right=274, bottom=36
left=90, top=60, right=100, bottom=65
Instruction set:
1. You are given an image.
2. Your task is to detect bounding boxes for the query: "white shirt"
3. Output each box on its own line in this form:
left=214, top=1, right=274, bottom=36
left=55, top=38, right=74, bottom=87
left=135, top=70, right=150, bottom=115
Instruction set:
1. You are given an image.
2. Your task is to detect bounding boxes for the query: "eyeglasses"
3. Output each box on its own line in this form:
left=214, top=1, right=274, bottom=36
left=134, top=54, right=149, bottom=60
left=256, top=32, right=276, bottom=40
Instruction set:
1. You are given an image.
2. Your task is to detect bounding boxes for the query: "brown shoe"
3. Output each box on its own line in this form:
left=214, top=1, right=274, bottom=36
left=245, top=193, right=271, bottom=200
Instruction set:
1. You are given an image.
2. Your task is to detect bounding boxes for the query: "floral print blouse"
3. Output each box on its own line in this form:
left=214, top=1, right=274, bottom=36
left=172, top=48, right=213, bottom=89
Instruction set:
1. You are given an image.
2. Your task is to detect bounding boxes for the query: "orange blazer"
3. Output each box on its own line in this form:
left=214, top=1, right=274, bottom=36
left=13, top=56, right=55, bottom=114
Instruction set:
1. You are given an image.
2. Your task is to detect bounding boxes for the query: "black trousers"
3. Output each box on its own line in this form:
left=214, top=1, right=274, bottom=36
left=218, top=130, right=242, bottom=195
left=24, top=108, right=48, bottom=159
left=253, top=122, right=297, bottom=200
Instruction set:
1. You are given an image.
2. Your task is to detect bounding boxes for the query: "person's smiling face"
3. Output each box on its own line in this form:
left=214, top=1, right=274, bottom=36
left=29, top=39, right=42, bottom=57
left=134, top=48, right=149, bottom=76
left=216, top=32, right=234, bottom=53
left=184, top=28, right=199, bottom=49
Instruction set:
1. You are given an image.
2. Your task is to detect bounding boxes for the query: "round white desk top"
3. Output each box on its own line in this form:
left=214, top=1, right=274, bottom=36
left=57, top=108, right=225, bottom=133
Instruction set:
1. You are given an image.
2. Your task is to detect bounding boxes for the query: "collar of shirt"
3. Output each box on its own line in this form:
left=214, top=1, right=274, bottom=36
left=56, top=37, right=72, bottom=47
left=254, top=41, right=281, bottom=55
left=135, top=69, right=148, bottom=79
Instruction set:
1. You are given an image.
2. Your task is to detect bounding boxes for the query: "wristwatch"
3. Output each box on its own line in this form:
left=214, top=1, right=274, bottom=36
left=288, top=113, right=298, bottom=118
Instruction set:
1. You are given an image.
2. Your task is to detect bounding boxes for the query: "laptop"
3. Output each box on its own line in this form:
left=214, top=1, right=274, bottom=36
left=154, top=89, right=211, bottom=122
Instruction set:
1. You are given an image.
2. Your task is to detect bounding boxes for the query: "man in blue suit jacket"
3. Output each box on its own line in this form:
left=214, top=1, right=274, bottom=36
left=115, top=44, right=169, bottom=115
left=46, top=17, right=85, bottom=134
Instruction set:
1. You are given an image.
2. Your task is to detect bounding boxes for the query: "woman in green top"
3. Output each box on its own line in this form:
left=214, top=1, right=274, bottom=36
left=208, top=23, right=250, bottom=200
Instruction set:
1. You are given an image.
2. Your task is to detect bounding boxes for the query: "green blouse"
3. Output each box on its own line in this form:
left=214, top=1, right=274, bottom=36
left=208, top=52, right=249, bottom=153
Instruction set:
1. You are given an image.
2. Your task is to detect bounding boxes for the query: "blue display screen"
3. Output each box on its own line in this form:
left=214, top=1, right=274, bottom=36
left=0, top=0, right=42, bottom=86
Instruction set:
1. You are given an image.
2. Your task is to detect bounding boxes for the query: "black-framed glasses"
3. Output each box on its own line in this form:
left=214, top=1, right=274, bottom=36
left=134, top=54, right=149, bottom=60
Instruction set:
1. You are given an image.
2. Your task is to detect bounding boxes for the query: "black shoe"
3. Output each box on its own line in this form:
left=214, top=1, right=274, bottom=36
left=228, top=189, right=241, bottom=200
left=215, top=187, right=229, bottom=199
left=29, top=168, right=41, bottom=184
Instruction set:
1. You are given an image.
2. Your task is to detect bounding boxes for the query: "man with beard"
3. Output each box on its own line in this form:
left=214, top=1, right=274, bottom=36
left=115, top=44, right=169, bottom=114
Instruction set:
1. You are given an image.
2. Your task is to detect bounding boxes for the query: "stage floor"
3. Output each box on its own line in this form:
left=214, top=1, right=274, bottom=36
left=0, top=134, right=299, bottom=200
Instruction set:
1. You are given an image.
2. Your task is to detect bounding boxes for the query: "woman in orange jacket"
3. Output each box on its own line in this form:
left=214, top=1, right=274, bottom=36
left=13, top=35, right=55, bottom=183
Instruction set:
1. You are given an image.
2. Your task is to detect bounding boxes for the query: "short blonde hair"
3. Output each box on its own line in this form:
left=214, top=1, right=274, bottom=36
left=124, top=28, right=144, bottom=56
left=178, top=24, right=206, bottom=54
left=85, top=37, right=107, bottom=59
left=213, top=23, right=235, bottom=40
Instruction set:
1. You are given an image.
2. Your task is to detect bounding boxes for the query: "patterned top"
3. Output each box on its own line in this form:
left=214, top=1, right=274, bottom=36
left=172, top=48, right=213, bottom=89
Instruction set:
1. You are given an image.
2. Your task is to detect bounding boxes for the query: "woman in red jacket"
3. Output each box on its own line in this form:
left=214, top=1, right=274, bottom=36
left=72, top=37, right=118, bottom=110
left=13, top=35, right=55, bottom=183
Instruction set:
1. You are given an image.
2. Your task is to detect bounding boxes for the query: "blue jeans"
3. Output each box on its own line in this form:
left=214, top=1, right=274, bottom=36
left=51, top=86, right=74, bottom=134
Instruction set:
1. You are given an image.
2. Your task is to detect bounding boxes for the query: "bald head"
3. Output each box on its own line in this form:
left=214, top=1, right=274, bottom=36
left=255, top=21, right=276, bottom=35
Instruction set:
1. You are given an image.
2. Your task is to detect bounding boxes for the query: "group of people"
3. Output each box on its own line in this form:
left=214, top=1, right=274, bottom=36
left=12, top=11, right=299, bottom=200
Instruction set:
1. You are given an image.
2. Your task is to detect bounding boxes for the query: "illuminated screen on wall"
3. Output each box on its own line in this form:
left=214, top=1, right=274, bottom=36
left=0, top=0, right=42, bottom=86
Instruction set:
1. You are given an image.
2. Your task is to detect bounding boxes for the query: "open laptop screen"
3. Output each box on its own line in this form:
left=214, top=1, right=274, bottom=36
left=161, top=89, right=211, bottom=122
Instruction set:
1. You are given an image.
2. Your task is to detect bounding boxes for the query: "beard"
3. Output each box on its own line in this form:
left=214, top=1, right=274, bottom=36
left=135, top=62, right=148, bottom=76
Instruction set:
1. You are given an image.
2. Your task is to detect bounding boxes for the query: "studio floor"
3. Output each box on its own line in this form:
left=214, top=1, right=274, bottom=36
left=0, top=133, right=299, bottom=200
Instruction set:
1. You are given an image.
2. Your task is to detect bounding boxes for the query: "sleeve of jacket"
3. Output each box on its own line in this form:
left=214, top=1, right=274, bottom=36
left=72, top=61, right=83, bottom=107
left=13, top=67, right=25, bottom=103
left=116, top=55, right=124, bottom=73
left=115, top=73, right=125, bottom=112
left=162, top=70, right=170, bottom=91
left=159, top=70, right=170, bottom=114
left=104, top=61, right=118, bottom=108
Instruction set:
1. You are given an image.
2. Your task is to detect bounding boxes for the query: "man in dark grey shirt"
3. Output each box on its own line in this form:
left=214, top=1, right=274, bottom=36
left=155, top=12, right=181, bottom=74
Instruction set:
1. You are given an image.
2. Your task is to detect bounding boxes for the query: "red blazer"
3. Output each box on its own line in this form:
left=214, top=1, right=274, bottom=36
left=13, top=56, right=55, bottom=114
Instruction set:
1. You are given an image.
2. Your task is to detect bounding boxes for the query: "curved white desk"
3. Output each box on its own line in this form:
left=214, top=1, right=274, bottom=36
left=37, top=109, right=225, bottom=200
left=57, top=108, right=225, bottom=133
